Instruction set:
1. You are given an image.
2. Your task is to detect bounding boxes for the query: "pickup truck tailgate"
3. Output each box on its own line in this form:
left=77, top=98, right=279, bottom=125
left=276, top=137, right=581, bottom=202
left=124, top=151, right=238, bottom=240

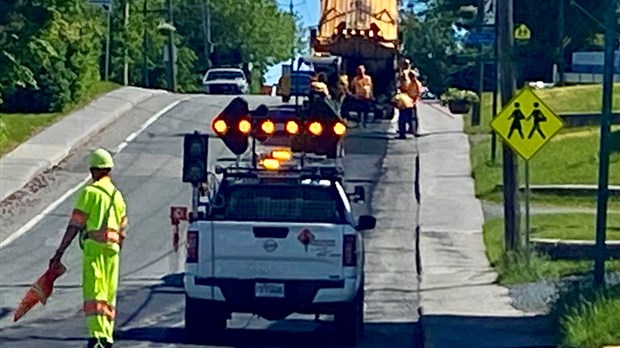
left=211, top=221, right=343, bottom=280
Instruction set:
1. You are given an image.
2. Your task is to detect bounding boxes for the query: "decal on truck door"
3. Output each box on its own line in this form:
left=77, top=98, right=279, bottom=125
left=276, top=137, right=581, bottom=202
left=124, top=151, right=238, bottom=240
left=297, top=229, right=315, bottom=252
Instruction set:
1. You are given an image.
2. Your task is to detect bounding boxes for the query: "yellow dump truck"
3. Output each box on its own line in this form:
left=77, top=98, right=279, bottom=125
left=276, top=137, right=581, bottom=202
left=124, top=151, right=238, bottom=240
left=311, top=0, right=399, bottom=119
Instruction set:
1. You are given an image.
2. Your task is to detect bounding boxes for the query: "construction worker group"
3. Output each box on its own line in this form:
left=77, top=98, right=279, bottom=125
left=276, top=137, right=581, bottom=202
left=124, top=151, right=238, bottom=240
left=50, top=148, right=127, bottom=348
left=307, top=59, right=423, bottom=135
left=394, top=59, right=423, bottom=139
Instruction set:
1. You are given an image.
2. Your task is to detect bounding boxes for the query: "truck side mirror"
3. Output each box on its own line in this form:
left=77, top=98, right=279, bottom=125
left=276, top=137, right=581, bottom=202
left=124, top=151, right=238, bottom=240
left=356, top=215, right=376, bottom=231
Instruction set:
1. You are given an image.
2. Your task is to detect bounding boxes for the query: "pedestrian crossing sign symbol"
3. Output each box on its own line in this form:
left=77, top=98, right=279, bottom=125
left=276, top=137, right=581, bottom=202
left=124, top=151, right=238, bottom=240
left=514, top=24, right=531, bottom=40
left=490, top=88, right=565, bottom=161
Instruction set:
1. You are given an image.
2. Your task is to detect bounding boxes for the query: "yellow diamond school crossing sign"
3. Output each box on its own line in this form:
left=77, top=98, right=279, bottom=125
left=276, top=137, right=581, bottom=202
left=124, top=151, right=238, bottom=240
left=514, top=24, right=531, bottom=40
left=490, top=88, right=565, bottom=160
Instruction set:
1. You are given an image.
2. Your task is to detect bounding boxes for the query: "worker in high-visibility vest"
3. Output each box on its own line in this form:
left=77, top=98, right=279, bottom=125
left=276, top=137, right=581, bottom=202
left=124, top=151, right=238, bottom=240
left=310, top=72, right=331, bottom=98
left=50, top=148, right=128, bottom=348
left=393, top=75, right=416, bottom=139
left=351, top=65, right=373, bottom=100
left=405, top=70, right=424, bottom=136
left=350, top=65, right=374, bottom=127
left=278, top=74, right=291, bottom=102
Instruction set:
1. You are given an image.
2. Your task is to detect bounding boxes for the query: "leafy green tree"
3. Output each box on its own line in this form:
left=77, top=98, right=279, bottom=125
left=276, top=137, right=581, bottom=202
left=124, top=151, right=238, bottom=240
left=0, top=0, right=40, bottom=105
left=106, top=0, right=197, bottom=92
left=400, top=2, right=463, bottom=93
left=1, top=0, right=104, bottom=112
left=175, top=0, right=297, bottom=74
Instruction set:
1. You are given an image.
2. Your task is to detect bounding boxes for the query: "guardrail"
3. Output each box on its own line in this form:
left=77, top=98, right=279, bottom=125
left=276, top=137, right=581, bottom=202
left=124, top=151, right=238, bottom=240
left=560, top=112, right=620, bottom=127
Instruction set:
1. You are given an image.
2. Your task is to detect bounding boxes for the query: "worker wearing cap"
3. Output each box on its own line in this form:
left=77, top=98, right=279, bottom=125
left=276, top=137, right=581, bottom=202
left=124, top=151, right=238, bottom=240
left=50, top=148, right=127, bottom=348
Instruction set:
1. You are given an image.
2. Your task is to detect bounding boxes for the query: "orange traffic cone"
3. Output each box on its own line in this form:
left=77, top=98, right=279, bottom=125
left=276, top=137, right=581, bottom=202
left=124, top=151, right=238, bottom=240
left=13, top=263, right=67, bottom=322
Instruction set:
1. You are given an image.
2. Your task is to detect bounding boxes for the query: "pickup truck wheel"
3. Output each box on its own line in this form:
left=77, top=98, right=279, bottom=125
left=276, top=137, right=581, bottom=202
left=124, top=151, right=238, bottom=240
left=334, top=283, right=364, bottom=345
left=185, top=295, right=227, bottom=343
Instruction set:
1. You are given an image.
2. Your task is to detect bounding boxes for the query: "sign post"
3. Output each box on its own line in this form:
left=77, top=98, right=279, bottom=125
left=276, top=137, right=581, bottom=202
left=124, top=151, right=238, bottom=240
left=594, top=0, right=616, bottom=286
left=491, top=88, right=565, bottom=256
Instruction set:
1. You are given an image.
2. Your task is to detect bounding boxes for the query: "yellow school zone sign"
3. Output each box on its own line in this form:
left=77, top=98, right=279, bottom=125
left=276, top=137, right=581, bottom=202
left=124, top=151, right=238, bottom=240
left=490, top=88, right=565, bottom=160
left=515, top=24, right=531, bottom=40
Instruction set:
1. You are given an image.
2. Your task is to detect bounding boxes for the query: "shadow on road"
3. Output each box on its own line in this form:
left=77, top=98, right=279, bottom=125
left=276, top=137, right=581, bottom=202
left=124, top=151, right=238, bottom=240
left=117, top=321, right=422, bottom=348
left=420, top=314, right=559, bottom=348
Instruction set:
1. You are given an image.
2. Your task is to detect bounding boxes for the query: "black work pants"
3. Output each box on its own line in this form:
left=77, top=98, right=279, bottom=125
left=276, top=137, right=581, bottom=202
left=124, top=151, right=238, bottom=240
left=398, top=108, right=413, bottom=138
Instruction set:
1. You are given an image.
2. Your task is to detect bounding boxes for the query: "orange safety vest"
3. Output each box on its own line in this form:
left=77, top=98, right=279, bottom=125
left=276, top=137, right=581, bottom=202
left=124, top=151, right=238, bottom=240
left=352, top=75, right=373, bottom=99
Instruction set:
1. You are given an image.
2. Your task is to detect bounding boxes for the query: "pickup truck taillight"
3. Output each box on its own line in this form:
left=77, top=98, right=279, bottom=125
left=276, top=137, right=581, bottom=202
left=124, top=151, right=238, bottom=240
left=343, top=235, right=357, bottom=267
left=187, top=230, right=198, bottom=263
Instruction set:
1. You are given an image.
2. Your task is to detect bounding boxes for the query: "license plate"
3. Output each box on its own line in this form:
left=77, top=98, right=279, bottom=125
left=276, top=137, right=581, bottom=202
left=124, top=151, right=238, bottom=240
left=255, top=283, right=285, bottom=298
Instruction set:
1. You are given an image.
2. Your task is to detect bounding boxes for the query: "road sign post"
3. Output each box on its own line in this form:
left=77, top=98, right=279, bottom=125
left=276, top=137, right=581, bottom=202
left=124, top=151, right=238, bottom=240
left=594, top=0, right=616, bottom=286
left=491, top=88, right=565, bottom=255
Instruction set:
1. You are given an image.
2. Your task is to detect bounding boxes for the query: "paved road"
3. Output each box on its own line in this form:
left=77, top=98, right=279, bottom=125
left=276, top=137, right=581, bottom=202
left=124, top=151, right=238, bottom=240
left=0, top=95, right=421, bottom=347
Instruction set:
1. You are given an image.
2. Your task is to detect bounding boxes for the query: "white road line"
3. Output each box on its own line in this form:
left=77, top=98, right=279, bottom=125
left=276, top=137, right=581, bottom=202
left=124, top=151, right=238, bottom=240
left=0, top=98, right=189, bottom=250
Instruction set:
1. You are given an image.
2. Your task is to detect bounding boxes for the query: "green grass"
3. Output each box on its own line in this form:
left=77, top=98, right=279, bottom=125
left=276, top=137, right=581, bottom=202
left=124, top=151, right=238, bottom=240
left=553, top=284, right=620, bottom=348
left=471, top=126, right=620, bottom=209
left=529, top=213, right=620, bottom=240
left=532, top=213, right=620, bottom=240
left=483, top=217, right=620, bottom=285
left=0, top=81, right=120, bottom=156
left=465, top=83, right=620, bottom=135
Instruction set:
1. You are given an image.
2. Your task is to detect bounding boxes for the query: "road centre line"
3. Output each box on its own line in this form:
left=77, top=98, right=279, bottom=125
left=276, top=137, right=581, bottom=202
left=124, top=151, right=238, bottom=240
left=0, top=98, right=189, bottom=249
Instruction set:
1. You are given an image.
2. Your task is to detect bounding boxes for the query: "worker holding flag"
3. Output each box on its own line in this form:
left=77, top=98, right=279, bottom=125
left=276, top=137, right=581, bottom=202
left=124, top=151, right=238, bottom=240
left=49, top=148, right=128, bottom=348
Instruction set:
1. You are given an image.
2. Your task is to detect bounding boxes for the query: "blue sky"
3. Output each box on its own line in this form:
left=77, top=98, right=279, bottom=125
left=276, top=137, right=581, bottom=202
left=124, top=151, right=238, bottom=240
left=264, top=0, right=320, bottom=85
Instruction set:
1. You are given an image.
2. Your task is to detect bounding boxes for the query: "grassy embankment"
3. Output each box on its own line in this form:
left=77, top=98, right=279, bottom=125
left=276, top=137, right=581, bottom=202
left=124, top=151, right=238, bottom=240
left=469, top=85, right=620, bottom=347
left=465, top=84, right=620, bottom=209
left=0, top=81, right=120, bottom=156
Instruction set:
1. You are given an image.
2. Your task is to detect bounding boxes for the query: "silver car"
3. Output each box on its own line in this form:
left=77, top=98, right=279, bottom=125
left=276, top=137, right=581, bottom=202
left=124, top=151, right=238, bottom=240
left=202, top=68, right=249, bottom=95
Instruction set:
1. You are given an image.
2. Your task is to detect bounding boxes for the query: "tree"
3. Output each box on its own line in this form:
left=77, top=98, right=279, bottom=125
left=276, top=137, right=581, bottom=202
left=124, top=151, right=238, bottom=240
left=0, top=0, right=40, bottom=106
left=400, top=1, right=464, bottom=93
left=175, top=0, right=297, bottom=74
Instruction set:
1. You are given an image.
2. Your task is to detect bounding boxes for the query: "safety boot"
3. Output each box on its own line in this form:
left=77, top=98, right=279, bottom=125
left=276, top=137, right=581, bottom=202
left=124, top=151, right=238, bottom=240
left=86, top=337, right=112, bottom=348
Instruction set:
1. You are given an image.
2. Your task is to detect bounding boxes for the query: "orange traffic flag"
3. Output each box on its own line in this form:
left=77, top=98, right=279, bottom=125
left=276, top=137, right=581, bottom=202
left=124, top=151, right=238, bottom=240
left=13, top=263, right=67, bottom=322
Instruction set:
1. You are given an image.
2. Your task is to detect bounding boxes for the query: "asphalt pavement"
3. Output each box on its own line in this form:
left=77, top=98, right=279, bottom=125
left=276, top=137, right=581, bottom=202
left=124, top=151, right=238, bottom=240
left=0, top=95, right=422, bottom=347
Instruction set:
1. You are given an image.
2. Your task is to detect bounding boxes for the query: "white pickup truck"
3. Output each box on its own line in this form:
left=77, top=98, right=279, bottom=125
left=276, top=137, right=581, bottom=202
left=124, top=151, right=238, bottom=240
left=183, top=166, right=375, bottom=344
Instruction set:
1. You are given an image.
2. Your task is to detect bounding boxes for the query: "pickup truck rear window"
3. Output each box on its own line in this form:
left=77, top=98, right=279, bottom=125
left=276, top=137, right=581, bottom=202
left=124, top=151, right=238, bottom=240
left=211, top=184, right=346, bottom=223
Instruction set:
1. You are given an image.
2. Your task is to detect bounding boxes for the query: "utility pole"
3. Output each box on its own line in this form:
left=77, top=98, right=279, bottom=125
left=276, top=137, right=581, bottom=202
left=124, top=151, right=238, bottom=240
left=104, top=6, right=112, bottom=81
left=491, top=0, right=500, bottom=163
left=594, top=0, right=616, bottom=286
left=200, top=0, right=212, bottom=70
left=142, top=0, right=149, bottom=87
left=498, top=0, right=520, bottom=251
left=471, top=0, right=486, bottom=126
left=123, top=0, right=130, bottom=86
left=166, top=0, right=177, bottom=92
left=558, top=0, right=565, bottom=85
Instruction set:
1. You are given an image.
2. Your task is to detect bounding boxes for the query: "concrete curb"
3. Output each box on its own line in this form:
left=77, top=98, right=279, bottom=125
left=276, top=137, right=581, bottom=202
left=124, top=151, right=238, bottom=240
left=531, top=238, right=620, bottom=260
left=0, top=86, right=168, bottom=202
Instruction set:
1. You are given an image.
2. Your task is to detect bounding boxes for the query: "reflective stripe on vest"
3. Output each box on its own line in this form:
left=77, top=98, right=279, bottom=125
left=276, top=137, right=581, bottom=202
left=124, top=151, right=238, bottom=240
left=83, top=300, right=116, bottom=319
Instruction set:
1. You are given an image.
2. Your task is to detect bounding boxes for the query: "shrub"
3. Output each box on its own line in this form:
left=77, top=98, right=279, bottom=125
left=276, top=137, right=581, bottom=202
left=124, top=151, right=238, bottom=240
left=439, top=88, right=480, bottom=106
